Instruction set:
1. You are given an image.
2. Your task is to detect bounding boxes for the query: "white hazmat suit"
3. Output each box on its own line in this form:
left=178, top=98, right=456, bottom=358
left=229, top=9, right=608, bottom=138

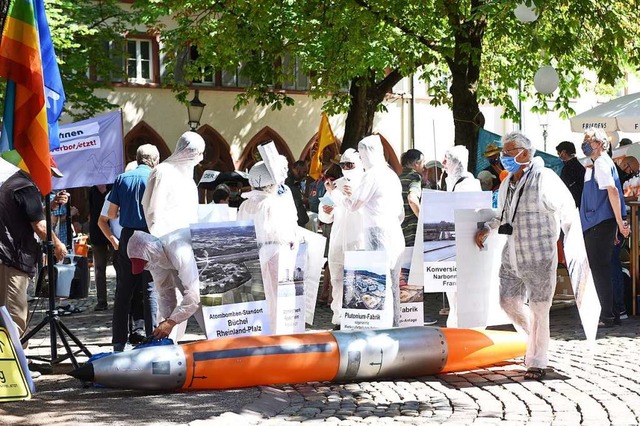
left=127, top=229, right=201, bottom=328
left=485, top=156, right=576, bottom=369
left=142, top=132, right=205, bottom=237
left=330, top=135, right=405, bottom=326
left=443, top=145, right=482, bottom=328
left=237, top=161, right=298, bottom=332
left=318, top=149, right=365, bottom=325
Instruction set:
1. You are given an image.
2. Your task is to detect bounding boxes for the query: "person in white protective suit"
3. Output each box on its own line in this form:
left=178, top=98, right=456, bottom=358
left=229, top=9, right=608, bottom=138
left=318, top=149, right=365, bottom=329
left=442, top=145, right=481, bottom=328
left=326, top=135, right=405, bottom=326
left=127, top=229, right=201, bottom=338
left=474, top=131, right=577, bottom=380
left=237, top=160, right=298, bottom=332
left=142, top=132, right=206, bottom=237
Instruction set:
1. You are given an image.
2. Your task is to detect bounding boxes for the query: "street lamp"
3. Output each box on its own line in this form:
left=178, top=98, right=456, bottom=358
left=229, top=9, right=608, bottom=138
left=187, top=89, right=206, bottom=131
left=539, top=110, right=549, bottom=152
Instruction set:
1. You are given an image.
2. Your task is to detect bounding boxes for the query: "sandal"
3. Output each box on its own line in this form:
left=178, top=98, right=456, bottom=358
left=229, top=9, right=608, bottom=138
left=524, top=367, right=546, bottom=380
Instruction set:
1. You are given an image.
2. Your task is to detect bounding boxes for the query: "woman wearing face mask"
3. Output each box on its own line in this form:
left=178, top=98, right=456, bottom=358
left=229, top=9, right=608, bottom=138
left=320, top=149, right=366, bottom=329
left=580, top=128, right=629, bottom=328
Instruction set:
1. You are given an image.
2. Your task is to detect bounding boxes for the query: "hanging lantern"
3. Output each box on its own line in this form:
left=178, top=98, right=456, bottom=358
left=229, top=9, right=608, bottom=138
left=533, top=66, right=559, bottom=94
left=514, top=2, right=539, bottom=23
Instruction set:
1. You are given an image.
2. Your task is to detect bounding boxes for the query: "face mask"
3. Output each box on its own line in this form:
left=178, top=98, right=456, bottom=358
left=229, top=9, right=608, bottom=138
left=500, top=155, right=520, bottom=173
left=341, top=168, right=363, bottom=183
left=581, top=141, right=594, bottom=157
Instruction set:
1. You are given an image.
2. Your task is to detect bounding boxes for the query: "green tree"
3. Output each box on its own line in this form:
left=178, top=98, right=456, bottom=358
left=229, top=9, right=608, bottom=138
left=1, top=0, right=135, bottom=119
left=136, top=0, right=640, bottom=171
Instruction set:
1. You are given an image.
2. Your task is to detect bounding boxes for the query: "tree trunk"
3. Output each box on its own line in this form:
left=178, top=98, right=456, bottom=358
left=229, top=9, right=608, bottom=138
left=446, top=0, right=487, bottom=174
left=341, top=70, right=403, bottom=152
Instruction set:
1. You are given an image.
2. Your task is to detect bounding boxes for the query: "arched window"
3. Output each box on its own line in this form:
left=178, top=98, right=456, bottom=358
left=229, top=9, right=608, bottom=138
left=123, top=121, right=171, bottom=165
left=237, top=126, right=294, bottom=171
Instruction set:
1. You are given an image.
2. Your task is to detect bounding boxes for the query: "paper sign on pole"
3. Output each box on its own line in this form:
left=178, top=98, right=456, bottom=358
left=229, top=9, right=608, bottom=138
left=52, top=111, right=124, bottom=189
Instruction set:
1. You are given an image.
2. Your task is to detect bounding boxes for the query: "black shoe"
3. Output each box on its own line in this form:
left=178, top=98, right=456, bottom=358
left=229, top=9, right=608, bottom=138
left=424, top=318, right=438, bottom=326
left=598, top=319, right=616, bottom=328
left=128, top=329, right=146, bottom=345
left=614, top=316, right=622, bottom=326
left=94, top=302, right=108, bottom=311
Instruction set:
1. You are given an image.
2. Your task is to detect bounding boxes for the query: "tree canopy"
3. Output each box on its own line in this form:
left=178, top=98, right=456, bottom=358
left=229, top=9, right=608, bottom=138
left=0, top=0, right=135, bottom=119
left=137, top=1, right=640, bottom=166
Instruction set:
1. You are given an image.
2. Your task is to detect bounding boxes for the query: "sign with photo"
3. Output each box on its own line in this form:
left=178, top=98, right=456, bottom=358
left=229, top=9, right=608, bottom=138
left=189, top=221, right=271, bottom=338
left=275, top=243, right=307, bottom=334
left=410, top=190, right=491, bottom=292
left=298, top=227, right=327, bottom=325
left=341, top=251, right=393, bottom=330
left=398, top=247, right=424, bottom=327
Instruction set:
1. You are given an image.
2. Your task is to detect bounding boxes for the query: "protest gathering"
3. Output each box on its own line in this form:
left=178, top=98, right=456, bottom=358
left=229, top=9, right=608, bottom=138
left=3, top=0, right=640, bottom=424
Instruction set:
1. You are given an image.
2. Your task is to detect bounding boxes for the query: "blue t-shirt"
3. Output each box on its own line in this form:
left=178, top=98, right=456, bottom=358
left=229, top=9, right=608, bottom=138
left=107, top=165, right=152, bottom=229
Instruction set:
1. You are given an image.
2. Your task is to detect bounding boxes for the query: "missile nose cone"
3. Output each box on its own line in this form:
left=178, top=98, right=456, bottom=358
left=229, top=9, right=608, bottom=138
left=68, top=363, right=95, bottom=382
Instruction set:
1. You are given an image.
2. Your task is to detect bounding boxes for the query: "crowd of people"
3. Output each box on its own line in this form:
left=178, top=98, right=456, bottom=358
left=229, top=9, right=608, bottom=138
left=0, top=126, right=637, bottom=380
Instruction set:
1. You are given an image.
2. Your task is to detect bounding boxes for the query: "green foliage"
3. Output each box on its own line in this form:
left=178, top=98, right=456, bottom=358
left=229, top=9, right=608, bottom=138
left=1, top=0, right=136, bottom=119
left=134, top=0, right=640, bottom=125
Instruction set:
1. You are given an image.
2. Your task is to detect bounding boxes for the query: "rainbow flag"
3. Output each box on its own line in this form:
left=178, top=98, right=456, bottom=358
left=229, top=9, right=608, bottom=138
left=0, top=0, right=52, bottom=195
left=309, top=112, right=337, bottom=180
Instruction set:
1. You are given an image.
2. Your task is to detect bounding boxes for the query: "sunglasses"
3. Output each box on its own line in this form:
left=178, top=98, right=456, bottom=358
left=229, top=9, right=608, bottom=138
left=340, top=162, right=356, bottom=170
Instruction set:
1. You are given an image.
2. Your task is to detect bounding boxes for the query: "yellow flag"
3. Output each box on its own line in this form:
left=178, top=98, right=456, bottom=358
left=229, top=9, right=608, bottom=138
left=309, top=112, right=336, bottom=180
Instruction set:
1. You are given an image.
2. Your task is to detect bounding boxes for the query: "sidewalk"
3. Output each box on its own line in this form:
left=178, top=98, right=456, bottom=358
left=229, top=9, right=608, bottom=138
left=3, top=267, right=640, bottom=425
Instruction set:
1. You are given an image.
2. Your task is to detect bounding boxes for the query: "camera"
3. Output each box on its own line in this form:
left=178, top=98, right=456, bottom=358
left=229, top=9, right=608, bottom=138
left=498, top=223, right=513, bottom=235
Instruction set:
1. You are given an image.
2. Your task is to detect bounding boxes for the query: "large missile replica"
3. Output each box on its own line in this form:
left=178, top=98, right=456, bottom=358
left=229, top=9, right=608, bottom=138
left=70, top=326, right=525, bottom=391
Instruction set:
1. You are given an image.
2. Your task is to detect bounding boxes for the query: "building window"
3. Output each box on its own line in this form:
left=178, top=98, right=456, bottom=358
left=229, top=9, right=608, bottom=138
left=127, top=39, right=153, bottom=84
left=221, top=62, right=251, bottom=88
left=282, top=54, right=309, bottom=91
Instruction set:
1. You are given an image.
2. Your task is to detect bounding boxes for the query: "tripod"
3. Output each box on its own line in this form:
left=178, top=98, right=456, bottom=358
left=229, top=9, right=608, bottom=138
left=20, top=197, right=91, bottom=370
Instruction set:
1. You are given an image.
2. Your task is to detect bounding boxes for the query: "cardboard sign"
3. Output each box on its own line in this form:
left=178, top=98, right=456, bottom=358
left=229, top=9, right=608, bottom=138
left=190, top=221, right=271, bottom=338
left=341, top=251, right=393, bottom=330
left=454, top=209, right=510, bottom=328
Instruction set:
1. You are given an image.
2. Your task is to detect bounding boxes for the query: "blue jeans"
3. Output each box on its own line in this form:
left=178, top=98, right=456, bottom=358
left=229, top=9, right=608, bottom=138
left=112, top=227, right=157, bottom=348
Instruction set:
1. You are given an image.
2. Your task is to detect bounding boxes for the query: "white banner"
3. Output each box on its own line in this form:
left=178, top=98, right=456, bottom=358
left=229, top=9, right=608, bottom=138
left=411, top=190, right=491, bottom=292
left=52, top=111, right=124, bottom=190
left=454, top=209, right=511, bottom=328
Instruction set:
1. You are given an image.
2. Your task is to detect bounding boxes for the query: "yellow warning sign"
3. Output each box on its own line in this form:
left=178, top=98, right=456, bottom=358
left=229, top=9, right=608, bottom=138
left=0, top=327, right=31, bottom=401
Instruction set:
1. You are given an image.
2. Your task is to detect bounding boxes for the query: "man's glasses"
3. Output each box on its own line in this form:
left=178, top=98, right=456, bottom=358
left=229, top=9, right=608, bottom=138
left=340, top=162, right=356, bottom=170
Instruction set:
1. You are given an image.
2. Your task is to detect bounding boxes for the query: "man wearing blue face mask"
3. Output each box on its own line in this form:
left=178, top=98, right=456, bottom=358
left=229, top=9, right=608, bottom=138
left=474, top=131, right=577, bottom=381
left=579, top=128, right=629, bottom=328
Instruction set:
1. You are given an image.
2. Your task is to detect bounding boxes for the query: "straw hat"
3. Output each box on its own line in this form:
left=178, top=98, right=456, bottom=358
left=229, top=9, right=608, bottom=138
left=483, top=143, right=501, bottom=157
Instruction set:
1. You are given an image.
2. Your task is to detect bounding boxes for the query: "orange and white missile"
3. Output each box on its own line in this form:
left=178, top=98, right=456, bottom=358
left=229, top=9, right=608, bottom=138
left=69, top=327, right=525, bottom=391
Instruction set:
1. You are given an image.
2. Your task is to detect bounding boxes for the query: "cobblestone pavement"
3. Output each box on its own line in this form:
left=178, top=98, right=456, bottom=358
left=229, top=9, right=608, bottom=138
left=2, top=267, right=640, bottom=425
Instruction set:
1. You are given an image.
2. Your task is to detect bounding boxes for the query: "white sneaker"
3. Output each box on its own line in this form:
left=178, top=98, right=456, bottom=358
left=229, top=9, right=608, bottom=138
left=619, top=311, right=629, bottom=320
